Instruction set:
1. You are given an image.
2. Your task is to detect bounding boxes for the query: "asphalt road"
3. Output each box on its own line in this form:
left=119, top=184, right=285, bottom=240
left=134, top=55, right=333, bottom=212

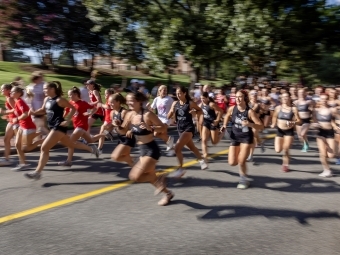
left=0, top=130, right=340, bottom=255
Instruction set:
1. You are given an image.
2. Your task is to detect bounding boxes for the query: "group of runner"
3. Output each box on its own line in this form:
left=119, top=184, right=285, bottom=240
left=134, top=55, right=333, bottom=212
left=0, top=73, right=339, bottom=206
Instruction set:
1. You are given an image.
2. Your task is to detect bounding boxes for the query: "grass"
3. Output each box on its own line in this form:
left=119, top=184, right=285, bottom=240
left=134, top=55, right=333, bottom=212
left=0, top=61, right=228, bottom=135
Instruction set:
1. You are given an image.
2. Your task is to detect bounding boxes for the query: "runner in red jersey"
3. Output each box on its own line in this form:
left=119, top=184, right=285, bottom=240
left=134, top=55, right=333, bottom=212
left=87, top=80, right=104, bottom=132
left=97, top=88, right=115, bottom=154
left=228, top=87, right=237, bottom=107
left=10, top=86, right=44, bottom=171
left=0, top=83, right=19, bottom=165
left=58, top=87, right=106, bottom=167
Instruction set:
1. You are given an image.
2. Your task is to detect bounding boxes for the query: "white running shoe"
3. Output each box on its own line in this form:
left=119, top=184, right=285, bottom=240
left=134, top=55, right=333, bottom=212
left=0, top=158, right=13, bottom=166
left=199, top=159, right=208, bottom=170
left=166, top=149, right=175, bottom=157
left=171, top=168, right=186, bottom=178
left=166, top=136, right=174, bottom=151
left=11, top=164, right=31, bottom=171
left=319, top=170, right=333, bottom=178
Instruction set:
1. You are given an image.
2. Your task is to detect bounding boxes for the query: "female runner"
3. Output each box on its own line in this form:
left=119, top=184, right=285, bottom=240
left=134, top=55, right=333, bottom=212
left=271, top=92, right=301, bottom=172
left=312, top=93, right=336, bottom=177
left=200, top=92, right=223, bottom=159
left=0, top=83, right=19, bottom=166
left=221, top=90, right=263, bottom=189
left=57, top=87, right=103, bottom=166
left=293, top=88, right=314, bottom=152
left=147, top=85, right=174, bottom=153
left=247, top=89, right=264, bottom=161
left=87, top=80, right=105, bottom=132
left=118, top=92, right=173, bottom=206
left=110, top=93, right=136, bottom=166
left=24, top=81, right=97, bottom=180
left=167, top=86, right=208, bottom=178
left=259, top=88, right=272, bottom=131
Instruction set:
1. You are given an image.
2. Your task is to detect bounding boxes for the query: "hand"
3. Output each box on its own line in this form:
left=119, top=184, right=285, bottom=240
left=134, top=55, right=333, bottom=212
left=83, top=112, right=90, bottom=116
left=220, top=126, right=226, bottom=132
left=286, top=121, right=294, bottom=128
left=12, top=118, right=18, bottom=123
left=241, top=119, right=250, bottom=127
left=1, top=115, right=8, bottom=120
left=112, top=119, right=121, bottom=127
left=213, top=120, right=219, bottom=126
left=60, top=120, right=70, bottom=127
left=139, top=122, right=152, bottom=131
left=189, top=109, right=196, bottom=115
left=126, top=130, right=133, bottom=138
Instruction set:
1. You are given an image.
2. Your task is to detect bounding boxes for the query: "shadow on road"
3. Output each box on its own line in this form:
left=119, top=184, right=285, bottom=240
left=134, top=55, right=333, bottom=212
left=171, top=199, right=340, bottom=225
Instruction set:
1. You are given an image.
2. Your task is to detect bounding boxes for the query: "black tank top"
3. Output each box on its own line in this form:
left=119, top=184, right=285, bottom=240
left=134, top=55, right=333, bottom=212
left=113, top=107, right=124, bottom=123
left=45, top=96, right=64, bottom=128
left=202, top=103, right=216, bottom=122
left=248, top=102, right=260, bottom=113
left=131, top=108, right=153, bottom=136
left=231, top=106, right=253, bottom=138
left=175, top=100, right=194, bottom=131
left=277, top=106, right=294, bottom=121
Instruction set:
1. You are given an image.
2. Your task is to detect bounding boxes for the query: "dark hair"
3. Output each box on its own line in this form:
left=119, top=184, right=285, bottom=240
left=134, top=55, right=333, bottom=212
left=13, top=76, right=22, bottom=81
left=47, top=81, right=64, bottom=97
left=237, top=90, right=250, bottom=104
left=87, top=80, right=101, bottom=92
left=31, top=74, right=42, bottom=83
left=110, top=93, right=126, bottom=105
left=202, top=91, right=214, bottom=102
left=127, top=91, right=148, bottom=104
left=70, top=86, right=81, bottom=98
left=1, top=83, right=13, bottom=91
left=10, top=81, right=21, bottom=87
left=177, top=86, right=191, bottom=102
left=12, top=86, right=25, bottom=97
left=105, top=88, right=115, bottom=95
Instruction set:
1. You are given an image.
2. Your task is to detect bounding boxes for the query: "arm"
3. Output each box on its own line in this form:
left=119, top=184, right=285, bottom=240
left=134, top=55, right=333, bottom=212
left=30, top=97, right=48, bottom=116
left=292, top=107, right=301, bottom=126
left=167, top=101, right=177, bottom=119
left=270, top=106, right=278, bottom=128
left=209, top=102, right=223, bottom=125
left=89, top=90, right=102, bottom=105
left=145, top=111, right=166, bottom=133
left=222, top=106, right=233, bottom=129
left=247, top=109, right=264, bottom=130
left=57, top=98, right=76, bottom=124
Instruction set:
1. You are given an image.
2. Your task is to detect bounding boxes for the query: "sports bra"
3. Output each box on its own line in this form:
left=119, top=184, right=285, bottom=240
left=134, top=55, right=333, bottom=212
left=316, top=111, right=332, bottom=122
left=131, top=108, right=153, bottom=136
left=277, top=106, right=294, bottom=121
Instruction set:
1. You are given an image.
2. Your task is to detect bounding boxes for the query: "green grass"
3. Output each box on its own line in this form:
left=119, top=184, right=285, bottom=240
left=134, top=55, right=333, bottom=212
left=0, top=61, right=228, bottom=135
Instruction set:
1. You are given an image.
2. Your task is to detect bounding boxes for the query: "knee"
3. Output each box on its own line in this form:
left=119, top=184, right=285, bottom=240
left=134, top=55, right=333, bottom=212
left=328, top=153, right=335, bottom=159
left=174, top=144, right=181, bottom=153
left=228, top=158, right=238, bottom=166
left=128, top=172, right=138, bottom=182
left=40, top=144, right=50, bottom=153
left=111, top=153, right=119, bottom=161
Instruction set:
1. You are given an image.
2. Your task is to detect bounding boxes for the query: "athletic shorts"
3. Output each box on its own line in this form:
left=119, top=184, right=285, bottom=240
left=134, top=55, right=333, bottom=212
left=139, top=140, right=161, bottom=160
left=230, top=131, right=253, bottom=146
left=318, top=128, right=334, bottom=139
left=50, top=126, right=68, bottom=134
left=7, top=122, right=19, bottom=130
left=203, top=120, right=220, bottom=131
left=20, top=128, right=36, bottom=135
left=118, top=134, right=136, bottom=148
left=90, top=114, right=104, bottom=121
left=297, top=118, right=310, bottom=126
left=276, top=127, right=294, bottom=137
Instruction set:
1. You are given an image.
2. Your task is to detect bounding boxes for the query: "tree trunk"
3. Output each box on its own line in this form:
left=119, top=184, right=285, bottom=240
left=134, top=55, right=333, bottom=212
left=205, top=62, right=210, bottom=80
left=68, top=49, right=75, bottom=67
left=189, top=67, right=200, bottom=90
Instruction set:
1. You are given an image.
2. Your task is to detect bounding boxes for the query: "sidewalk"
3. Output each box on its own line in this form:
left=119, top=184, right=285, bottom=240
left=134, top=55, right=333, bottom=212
left=0, top=125, right=179, bottom=157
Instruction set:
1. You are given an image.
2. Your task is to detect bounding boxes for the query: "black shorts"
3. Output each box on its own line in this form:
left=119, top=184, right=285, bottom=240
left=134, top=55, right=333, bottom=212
left=318, top=128, right=334, bottom=139
left=276, top=127, right=294, bottom=137
left=178, top=125, right=196, bottom=137
left=203, top=120, right=220, bottom=131
left=230, top=131, right=253, bottom=146
left=118, top=134, right=136, bottom=148
left=50, top=126, right=68, bottom=134
left=139, top=140, right=161, bottom=160
left=297, top=118, right=310, bottom=126
left=33, top=115, right=45, bottom=119
left=91, top=114, right=104, bottom=121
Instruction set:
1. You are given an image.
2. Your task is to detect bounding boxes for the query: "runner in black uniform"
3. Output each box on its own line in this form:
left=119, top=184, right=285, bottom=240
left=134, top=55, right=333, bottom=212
left=200, top=92, right=223, bottom=160
left=25, top=81, right=82, bottom=180
left=120, top=91, right=173, bottom=206
left=168, top=86, right=207, bottom=179
left=110, top=93, right=136, bottom=166
left=271, top=92, right=300, bottom=172
left=221, top=90, right=263, bottom=189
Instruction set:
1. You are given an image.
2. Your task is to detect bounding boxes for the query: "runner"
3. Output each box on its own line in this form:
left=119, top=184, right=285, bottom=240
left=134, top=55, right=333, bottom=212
left=24, top=81, right=97, bottom=180
left=259, top=88, right=272, bottom=131
left=221, top=90, right=263, bottom=189
left=0, top=83, right=19, bottom=166
left=120, top=91, right=174, bottom=205
left=147, top=85, right=174, bottom=154
left=312, top=93, right=336, bottom=177
left=247, top=89, right=264, bottom=161
left=167, top=86, right=208, bottom=178
left=271, top=92, right=301, bottom=172
left=294, top=88, right=314, bottom=152
left=10, top=86, right=43, bottom=171
left=87, top=80, right=105, bottom=132
left=200, top=92, right=223, bottom=160
left=110, top=93, right=136, bottom=166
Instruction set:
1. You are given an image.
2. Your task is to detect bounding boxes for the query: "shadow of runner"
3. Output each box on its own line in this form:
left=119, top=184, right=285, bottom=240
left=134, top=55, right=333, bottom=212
left=171, top=199, right=340, bottom=225
left=42, top=180, right=127, bottom=187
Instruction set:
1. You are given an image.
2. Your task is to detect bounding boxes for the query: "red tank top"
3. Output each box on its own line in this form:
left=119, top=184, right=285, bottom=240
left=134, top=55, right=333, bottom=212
left=104, top=102, right=112, bottom=123
left=5, top=97, right=16, bottom=123
left=90, top=91, right=104, bottom=116
left=229, top=94, right=236, bottom=107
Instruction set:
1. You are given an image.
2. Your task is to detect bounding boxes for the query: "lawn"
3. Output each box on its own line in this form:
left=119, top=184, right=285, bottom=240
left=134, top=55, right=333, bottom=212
left=0, top=61, right=227, bottom=135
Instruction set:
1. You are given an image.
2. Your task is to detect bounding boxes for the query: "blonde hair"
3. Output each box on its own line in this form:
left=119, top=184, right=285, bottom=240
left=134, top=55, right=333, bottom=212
left=157, top=85, right=167, bottom=96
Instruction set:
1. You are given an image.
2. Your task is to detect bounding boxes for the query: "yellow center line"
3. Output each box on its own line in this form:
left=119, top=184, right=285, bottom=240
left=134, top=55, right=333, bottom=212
left=0, top=134, right=276, bottom=224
